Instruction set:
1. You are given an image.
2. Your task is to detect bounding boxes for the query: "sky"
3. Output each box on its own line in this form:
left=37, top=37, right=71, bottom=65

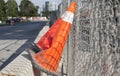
left=5, top=0, right=62, bottom=13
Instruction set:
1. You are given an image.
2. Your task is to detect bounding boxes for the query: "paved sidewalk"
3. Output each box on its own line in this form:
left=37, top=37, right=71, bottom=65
left=0, top=40, right=27, bottom=66
left=0, top=25, right=49, bottom=76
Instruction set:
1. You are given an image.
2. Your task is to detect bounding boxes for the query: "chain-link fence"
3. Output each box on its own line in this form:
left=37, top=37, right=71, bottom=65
left=67, top=0, right=120, bottom=76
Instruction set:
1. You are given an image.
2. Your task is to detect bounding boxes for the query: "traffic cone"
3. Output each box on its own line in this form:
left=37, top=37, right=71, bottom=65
left=28, top=1, right=76, bottom=75
left=36, top=18, right=62, bottom=50
left=29, top=17, right=62, bottom=53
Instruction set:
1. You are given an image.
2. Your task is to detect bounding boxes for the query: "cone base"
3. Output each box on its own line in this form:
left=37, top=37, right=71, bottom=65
left=29, top=43, right=42, bottom=53
left=27, top=48, right=57, bottom=76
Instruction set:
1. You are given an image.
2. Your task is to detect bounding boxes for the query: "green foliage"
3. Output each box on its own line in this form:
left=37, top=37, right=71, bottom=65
left=19, top=0, right=38, bottom=17
left=6, top=0, right=18, bottom=17
left=42, top=11, right=51, bottom=18
left=0, top=0, right=6, bottom=21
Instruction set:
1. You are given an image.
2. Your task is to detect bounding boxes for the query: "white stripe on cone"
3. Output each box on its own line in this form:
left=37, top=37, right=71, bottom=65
left=61, top=11, right=74, bottom=24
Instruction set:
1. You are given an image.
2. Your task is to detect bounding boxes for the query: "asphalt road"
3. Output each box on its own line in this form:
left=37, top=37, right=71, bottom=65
left=0, top=21, right=47, bottom=70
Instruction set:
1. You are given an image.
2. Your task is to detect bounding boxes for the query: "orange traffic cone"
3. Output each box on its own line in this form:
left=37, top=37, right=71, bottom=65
left=29, top=18, right=62, bottom=53
left=28, top=1, right=76, bottom=75
left=36, top=18, right=62, bottom=50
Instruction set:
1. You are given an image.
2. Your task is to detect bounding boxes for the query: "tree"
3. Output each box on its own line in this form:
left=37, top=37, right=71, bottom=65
left=19, top=0, right=38, bottom=17
left=0, top=0, right=6, bottom=21
left=36, top=6, right=39, bottom=10
left=6, top=0, right=18, bottom=17
left=42, top=11, right=51, bottom=18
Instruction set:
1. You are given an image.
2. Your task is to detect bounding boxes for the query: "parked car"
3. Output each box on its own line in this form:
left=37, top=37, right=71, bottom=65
left=6, top=18, right=21, bottom=24
left=6, top=19, right=12, bottom=24
left=13, top=18, right=21, bottom=22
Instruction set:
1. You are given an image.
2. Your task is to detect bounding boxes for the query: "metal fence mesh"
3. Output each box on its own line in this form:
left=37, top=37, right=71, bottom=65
left=68, top=0, right=120, bottom=76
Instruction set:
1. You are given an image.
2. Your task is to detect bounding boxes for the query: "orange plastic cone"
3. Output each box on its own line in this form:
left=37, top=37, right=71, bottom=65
left=28, top=2, right=76, bottom=75
left=29, top=18, right=62, bottom=53
left=36, top=18, right=62, bottom=50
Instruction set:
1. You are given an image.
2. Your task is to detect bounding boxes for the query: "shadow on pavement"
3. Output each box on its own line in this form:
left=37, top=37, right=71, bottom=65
left=0, top=21, right=47, bottom=70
